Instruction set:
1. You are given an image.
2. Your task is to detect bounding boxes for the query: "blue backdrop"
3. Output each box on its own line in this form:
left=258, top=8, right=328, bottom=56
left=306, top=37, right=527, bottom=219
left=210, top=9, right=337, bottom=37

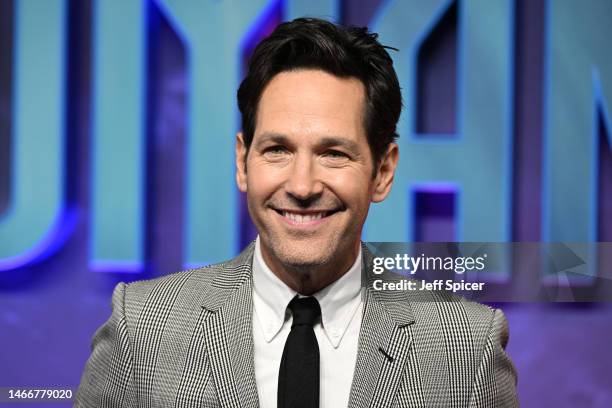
left=1, top=0, right=611, bottom=406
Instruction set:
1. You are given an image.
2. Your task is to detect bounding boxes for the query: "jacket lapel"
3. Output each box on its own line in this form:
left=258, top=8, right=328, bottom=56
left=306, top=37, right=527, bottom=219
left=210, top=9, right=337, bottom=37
left=200, top=243, right=260, bottom=408
left=196, top=242, right=416, bottom=408
left=348, top=246, right=416, bottom=408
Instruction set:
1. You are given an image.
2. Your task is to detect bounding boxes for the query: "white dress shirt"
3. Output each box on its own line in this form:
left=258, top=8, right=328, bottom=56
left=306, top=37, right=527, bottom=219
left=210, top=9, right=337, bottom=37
left=252, top=237, right=363, bottom=408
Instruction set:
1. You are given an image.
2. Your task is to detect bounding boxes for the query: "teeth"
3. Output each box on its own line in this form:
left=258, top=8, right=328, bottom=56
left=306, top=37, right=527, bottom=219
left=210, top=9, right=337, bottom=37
left=282, top=211, right=327, bottom=223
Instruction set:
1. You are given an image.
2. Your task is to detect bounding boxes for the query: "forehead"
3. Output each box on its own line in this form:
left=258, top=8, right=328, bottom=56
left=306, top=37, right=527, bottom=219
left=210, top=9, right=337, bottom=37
left=254, top=69, right=367, bottom=142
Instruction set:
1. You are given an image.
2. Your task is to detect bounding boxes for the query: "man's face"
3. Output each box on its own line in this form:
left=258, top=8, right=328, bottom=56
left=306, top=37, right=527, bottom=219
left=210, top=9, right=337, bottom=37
left=236, top=69, right=397, bottom=289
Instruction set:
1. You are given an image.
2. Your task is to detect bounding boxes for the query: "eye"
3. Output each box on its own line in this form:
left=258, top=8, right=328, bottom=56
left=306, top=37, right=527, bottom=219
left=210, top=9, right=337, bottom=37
left=261, top=145, right=291, bottom=161
left=263, top=145, right=288, bottom=155
left=324, top=149, right=349, bottom=159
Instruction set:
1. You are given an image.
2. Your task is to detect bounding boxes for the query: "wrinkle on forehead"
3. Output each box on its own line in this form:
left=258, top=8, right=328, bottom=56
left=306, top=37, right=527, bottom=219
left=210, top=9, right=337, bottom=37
left=254, top=69, right=367, bottom=143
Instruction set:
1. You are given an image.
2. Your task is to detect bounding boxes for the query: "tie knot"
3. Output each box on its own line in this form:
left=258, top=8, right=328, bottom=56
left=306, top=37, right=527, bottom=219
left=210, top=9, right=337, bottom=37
left=288, top=296, right=321, bottom=327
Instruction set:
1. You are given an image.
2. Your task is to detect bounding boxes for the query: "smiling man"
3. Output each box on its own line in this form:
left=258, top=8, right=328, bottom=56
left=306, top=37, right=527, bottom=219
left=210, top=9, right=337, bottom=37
left=76, top=18, right=518, bottom=408
left=237, top=69, right=394, bottom=296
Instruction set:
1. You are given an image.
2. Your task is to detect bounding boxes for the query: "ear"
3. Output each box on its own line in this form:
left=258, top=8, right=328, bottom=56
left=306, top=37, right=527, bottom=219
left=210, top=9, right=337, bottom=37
left=235, top=132, right=248, bottom=192
left=372, top=143, right=399, bottom=203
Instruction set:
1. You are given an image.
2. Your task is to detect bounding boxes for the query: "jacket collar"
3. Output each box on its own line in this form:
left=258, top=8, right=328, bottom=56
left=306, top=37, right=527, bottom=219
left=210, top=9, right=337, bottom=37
left=200, top=241, right=256, bottom=312
left=361, top=242, right=416, bottom=327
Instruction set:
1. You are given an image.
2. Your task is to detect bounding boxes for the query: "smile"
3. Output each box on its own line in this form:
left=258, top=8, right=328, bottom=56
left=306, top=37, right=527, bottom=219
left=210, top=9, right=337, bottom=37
left=282, top=211, right=328, bottom=223
left=273, top=208, right=339, bottom=227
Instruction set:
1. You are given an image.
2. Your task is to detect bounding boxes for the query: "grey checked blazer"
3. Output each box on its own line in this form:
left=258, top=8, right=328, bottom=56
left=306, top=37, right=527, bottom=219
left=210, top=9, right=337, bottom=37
left=76, top=243, right=518, bottom=407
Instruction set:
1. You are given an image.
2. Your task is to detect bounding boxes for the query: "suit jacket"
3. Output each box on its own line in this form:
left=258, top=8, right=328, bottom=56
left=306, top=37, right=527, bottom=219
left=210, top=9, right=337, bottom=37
left=76, top=242, right=518, bottom=407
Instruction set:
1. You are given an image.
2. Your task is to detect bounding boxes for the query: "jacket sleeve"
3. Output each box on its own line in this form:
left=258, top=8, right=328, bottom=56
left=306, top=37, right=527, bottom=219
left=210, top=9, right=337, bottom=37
left=75, top=283, right=138, bottom=407
left=468, top=308, right=519, bottom=407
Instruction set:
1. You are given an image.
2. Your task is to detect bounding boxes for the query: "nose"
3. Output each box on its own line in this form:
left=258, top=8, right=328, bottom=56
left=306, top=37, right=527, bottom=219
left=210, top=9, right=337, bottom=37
left=284, top=153, right=323, bottom=201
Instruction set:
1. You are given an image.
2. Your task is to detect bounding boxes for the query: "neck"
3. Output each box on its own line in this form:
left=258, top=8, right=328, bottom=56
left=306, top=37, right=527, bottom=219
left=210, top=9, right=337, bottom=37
left=260, top=243, right=360, bottom=296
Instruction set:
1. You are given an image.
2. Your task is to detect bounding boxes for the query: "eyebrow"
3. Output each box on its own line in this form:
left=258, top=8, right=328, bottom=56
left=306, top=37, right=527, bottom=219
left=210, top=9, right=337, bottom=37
left=255, top=132, right=361, bottom=154
left=254, top=132, right=289, bottom=148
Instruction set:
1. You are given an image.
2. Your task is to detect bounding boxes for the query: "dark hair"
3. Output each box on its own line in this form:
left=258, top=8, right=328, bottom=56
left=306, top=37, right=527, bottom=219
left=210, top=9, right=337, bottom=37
left=237, top=17, right=402, bottom=168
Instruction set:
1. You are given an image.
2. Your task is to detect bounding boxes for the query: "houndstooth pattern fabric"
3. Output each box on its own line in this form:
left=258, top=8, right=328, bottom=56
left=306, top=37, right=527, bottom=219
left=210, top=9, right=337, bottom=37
left=75, top=242, right=518, bottom=407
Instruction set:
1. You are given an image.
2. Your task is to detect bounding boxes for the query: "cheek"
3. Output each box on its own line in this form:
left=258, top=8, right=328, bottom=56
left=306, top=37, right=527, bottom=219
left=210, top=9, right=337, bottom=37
left=327, top=171, right=374, bottom=208
left=246, top=163, right=281, bottom=199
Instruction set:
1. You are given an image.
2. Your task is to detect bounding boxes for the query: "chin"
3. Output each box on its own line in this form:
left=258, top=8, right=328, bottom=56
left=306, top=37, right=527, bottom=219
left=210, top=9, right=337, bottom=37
left=272, top=241, right=335, bottom=269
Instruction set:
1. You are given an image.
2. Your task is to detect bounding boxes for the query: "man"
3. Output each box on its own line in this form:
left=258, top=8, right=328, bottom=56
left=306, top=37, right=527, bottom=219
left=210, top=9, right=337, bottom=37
left=76, top=18, right=518, bottom=407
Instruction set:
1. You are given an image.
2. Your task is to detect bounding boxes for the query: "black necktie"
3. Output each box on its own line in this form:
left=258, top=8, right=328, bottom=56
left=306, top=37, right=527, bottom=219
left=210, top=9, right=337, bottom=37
left=278, top=296, right=321, bottom=408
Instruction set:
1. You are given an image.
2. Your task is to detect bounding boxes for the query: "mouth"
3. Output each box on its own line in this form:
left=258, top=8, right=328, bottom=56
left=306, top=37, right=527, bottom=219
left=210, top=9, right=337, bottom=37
left=272, top=208, right=341, bottom=226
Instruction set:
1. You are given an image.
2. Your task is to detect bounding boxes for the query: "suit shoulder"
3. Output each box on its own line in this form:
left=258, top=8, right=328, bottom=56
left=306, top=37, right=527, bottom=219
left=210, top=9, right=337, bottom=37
left=125, top=262, right=221, bottom=294
left=410, top=291, right=498, bottom=340
left=118, top=260, right=233, bottom=319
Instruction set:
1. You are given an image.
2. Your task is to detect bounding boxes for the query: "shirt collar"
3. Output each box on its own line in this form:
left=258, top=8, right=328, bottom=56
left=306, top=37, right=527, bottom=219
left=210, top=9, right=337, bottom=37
left=252, top=236, right=363, bottom=348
